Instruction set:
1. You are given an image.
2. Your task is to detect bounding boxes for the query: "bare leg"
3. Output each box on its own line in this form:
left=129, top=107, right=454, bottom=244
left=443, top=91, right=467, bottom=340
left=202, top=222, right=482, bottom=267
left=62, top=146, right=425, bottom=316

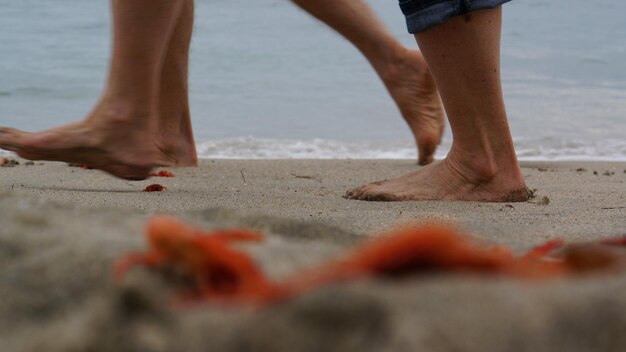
left=291, top=0, right=444, bottom=165
left=0, top=0, right=189, bottom=179
left=346, top=8, right=528, bottom=202
left=157, top=0, right=197, bottom=167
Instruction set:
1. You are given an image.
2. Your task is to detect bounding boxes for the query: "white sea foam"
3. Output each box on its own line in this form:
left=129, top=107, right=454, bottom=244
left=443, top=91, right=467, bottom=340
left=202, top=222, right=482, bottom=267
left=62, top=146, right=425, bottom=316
left=196, top=137, right=626, bottom=161
left=514, top=138, right=626, bottom=161
left=196, top=138, right=418, bottom=160
left=1, top=137, right=624, bottom=161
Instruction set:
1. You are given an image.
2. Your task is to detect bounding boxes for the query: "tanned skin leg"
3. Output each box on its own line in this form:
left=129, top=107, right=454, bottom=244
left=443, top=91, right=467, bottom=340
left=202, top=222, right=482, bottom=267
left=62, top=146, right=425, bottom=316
left=346, top=8, right=528, bottom=202
left=291, top=0, right=444, bottom=165
left=0, top=0, right=190, bottom=180
left=156, top=0, right=197, bottom=167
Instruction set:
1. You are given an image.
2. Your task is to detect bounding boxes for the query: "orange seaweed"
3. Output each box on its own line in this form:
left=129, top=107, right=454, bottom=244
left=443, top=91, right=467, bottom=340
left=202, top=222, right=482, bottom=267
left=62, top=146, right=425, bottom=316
left=114, top=217, right=626, bottom=307
left=114, top=216, right=276, bottom=304
left=269, top=225, right=523, bottom=300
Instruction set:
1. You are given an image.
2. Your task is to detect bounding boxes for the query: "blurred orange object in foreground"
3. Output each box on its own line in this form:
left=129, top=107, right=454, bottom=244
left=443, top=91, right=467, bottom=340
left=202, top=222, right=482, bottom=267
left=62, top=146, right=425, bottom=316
left=114, top=216, right=626, bottom=306
left=114, top=216, right=274, bottom=304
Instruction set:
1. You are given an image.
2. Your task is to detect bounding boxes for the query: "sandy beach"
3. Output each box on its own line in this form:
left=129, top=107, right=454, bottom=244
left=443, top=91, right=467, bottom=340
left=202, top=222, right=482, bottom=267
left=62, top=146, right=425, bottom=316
left=1, top=159, right=625, bottom=351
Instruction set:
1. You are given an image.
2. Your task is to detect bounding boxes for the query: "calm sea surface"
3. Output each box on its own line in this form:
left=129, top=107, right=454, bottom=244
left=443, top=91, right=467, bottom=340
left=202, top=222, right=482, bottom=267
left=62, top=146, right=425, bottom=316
left=1, top=0, right=625, bottom=160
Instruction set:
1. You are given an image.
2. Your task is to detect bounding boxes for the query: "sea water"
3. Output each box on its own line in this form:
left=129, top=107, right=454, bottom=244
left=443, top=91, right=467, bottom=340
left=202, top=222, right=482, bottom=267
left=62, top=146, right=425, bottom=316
left=1, top=0, right=625, bottom=160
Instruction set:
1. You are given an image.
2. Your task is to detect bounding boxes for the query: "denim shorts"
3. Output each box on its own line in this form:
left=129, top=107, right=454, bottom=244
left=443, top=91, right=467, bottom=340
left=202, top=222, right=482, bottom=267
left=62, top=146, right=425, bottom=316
left=399, top=0, right=512, bottom=33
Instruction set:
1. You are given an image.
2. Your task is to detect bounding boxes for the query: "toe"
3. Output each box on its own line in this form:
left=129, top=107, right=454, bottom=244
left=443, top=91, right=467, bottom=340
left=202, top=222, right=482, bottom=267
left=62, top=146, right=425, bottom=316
left=344, top=184, right=374, bottom=200
left=346, top=180, right=409, bottom=201
left=364, top=192, right=396, bottom=202
left=0, top=127, right=26, bottom=151
left=344, top=187, right=364, bottom=199
left=345, top=183, right=386, bottom=201
left=0, top=127, right=23, bottom=134
left=0, top=127, right=30, bottom=140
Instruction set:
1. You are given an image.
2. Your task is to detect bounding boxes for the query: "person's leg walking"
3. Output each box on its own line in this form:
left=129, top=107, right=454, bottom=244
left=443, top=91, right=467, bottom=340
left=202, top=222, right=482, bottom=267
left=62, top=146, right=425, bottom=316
left=0, top=0, right=187, bottom=179
left=291, top=0, right=444, bottom=165
left=157, top=0, right=197, bottom=167
left=346, top=7, right=528, bottom=202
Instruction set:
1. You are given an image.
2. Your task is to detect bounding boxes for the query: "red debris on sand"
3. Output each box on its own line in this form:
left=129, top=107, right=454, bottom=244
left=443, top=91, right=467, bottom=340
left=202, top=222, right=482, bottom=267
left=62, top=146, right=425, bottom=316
left=1, top=158, right=19, bottom=167
left=114, top=217, right=626, bottom=307
left=143, top=184, right=167, bottom=192
left=67, top=163, right=93, bottom=169
left=150, top=170, right=176, bottom=177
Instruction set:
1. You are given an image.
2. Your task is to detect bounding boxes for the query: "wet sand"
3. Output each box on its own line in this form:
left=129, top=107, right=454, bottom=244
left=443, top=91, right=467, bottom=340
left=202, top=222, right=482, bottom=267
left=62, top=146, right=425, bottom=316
left=1, top=159, right=625, bottom=351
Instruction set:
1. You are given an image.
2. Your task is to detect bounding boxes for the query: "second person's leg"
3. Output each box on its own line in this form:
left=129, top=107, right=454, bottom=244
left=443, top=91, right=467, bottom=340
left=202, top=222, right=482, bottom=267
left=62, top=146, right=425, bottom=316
left=346, top=7, right=527, bottom=202
left=291, top=0, right=445, bottom=165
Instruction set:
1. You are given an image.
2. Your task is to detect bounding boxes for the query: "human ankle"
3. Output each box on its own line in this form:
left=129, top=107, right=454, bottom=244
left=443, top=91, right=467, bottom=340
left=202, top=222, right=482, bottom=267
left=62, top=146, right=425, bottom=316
left=444, top=151, right=496, bottom=185
left=366, top=43, right=411, bottom=78
left=93, top=96, right=154, bottom=125
left=446, top=142, right=523, bottom=181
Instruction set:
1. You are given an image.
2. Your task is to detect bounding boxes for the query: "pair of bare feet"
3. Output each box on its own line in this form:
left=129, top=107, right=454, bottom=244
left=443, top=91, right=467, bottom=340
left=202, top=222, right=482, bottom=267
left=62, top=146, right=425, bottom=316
left=0, top=43, right=527, bottom=202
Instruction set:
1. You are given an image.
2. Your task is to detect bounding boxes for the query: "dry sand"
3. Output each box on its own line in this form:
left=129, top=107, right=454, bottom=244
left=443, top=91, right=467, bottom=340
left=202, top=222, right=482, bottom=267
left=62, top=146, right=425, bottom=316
left=1, top=159, right=625, bottom=351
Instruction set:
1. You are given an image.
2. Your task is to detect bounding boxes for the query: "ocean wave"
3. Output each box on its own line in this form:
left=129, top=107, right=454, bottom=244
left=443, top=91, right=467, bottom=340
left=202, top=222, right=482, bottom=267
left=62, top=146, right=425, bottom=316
left=197, top=137, right=626, bottom=161
left=2, top=137, right=624, bottom=161
left=514, top=138, right=626, bottom=161
left=196, top=138, right=418, bottom=160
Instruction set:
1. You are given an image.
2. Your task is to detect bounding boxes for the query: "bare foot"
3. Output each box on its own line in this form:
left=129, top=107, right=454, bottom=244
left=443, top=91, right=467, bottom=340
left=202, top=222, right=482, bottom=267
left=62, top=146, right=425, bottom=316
left=0, top=102, right=197, bottom=180
left=344, top=156, right=528, bottom=202
left=379, top=49, right=445, bottom=165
